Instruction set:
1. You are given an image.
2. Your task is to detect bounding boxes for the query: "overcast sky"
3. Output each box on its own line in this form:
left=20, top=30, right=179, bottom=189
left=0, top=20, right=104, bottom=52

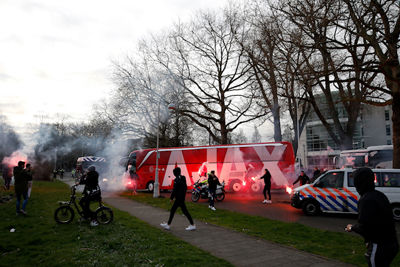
left=0, top=0, right=229, bottom=132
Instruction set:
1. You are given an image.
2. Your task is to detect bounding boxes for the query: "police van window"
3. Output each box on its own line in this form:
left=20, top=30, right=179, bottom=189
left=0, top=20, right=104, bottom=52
left=380, top=172, right=400, bottom=187
left=316, top=172, right=344, bottom=188
left=349, top=171, right=381, bottom=187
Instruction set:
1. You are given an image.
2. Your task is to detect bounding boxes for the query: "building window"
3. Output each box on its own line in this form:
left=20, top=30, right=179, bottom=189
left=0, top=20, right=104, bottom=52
left=386, top=125, right=391, bottom=136
left=385, top=110, right=390, bottom=121
left=387, top=139, right=392, bottom=145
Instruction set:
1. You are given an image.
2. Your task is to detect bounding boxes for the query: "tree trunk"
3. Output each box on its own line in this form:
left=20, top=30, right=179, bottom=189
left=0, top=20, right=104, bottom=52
left=272, top=103, right=282, bottom=142
left=383, top=62, right=400, bottom=168
left=392, top=91, right=400, bottom=168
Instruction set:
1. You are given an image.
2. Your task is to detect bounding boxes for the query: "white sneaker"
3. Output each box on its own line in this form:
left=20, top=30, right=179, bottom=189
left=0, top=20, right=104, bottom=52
left=210, top=206, right=216, bottom=211
left=208, top=205, right=212, bottom=209
left=185, top=224, right=196, bottom=231
left=266, top=200, right=272, bottom=204
left=90, top=220, right=99, bottom=227
left=262, top=200, right=267, bottom=204
left=160, top=222, right=170, bottom=230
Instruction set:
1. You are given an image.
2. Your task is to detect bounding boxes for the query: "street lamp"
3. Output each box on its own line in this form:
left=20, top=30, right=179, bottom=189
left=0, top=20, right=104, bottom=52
left=153, top=103, right=176, bottom=198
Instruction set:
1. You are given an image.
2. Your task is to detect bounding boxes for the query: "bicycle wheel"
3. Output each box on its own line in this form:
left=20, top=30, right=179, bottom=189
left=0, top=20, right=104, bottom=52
left=54, top=206, right=75, bottom=224
left=95, top=206, right=113, bottom=224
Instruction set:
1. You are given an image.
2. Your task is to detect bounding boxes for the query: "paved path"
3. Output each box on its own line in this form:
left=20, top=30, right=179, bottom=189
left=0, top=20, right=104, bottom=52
left=61, top=176, right=351, bottom=266
left=104, top=196, right=351, bottom=267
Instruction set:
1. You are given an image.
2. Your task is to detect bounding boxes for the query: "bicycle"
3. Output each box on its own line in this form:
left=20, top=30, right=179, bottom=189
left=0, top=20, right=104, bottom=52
left=54, top=184, right=113, bottom=224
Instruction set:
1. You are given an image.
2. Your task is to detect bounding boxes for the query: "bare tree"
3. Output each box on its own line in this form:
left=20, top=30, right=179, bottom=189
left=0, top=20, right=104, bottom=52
left=342, top=0, right=400, bottom=167
left=234, top=2, right=311, bottom=153
left=276, top=0, right=382, bottom=150
left=151, top=10, right=263, bottom=144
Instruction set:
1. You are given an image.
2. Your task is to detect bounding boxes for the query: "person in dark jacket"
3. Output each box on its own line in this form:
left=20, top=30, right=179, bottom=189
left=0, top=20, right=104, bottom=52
left=208, top=170, right=221, bottom=211
left=345, top=168, right=398, bottom=267
left=2, top=164, right=12, bottom=190
left=293, top=171, right=310, bottom=186
left=260, top=169, right=272, bottom=204
left=79, top=165, right=100, bottom=226
left=312, top=167, right=321, bottom=182
left=160, top=167, right=196, bottom=231
left=14, top=161, right=28, bottom=215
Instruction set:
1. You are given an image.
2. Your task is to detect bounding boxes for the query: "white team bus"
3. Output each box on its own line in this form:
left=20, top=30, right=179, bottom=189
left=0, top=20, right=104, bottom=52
left=335, top=145, right=393, bottom=169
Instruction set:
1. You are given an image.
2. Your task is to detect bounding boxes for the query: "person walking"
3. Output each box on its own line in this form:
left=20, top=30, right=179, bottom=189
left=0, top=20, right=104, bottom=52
left=293, top=171, right=311, bottom=186
left=160, top=167, right=196, bottom=231
left=345, top=167, right=398, bottom=266
left=25, top=164, right=33, bottom=198
left=260, top=169, right=272, bottom=204
left=208, top=170, right=221, bottom=211
left=14, top=161, right=29, bottom=215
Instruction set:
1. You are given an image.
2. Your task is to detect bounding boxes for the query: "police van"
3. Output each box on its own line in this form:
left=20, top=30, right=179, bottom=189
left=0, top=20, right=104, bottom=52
left=290, top=168, right=400, bottom=221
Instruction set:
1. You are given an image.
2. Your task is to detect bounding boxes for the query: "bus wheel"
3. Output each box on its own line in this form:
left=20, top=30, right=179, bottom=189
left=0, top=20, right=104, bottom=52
left=392, top=204, right=400, bottom=221
left=302, top=199, right=320, bottom=216
left=146, top=181, right=154, bottom=192
left=230, top=180, right=242, bottom=192
left=251, top=183, right=261, bottom=192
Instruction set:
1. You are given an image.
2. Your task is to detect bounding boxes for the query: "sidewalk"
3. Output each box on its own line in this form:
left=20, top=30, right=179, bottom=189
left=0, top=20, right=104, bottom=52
left=61, top=177, right=351, bottom=266
left=104, top=196, right=352, bottom=267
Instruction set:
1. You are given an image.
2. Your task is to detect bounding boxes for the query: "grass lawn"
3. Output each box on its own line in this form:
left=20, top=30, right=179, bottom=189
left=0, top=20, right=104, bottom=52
left=0, top=180, right=232, bottom=267
left=122, top=192, right=400, bottom=267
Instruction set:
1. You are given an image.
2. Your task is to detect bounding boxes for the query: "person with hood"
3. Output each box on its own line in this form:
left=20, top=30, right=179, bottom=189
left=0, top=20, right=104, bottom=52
left=293, top=171, right=311, bottom=186
left=78, top=165, right=100, bottom=226
left=260, top=169, right=272, bottom=204
left=345, top=167, right=398, bottom=266
left=14, top=161, right=28, bottom=215
left=160, top=167, right=196, bottom=231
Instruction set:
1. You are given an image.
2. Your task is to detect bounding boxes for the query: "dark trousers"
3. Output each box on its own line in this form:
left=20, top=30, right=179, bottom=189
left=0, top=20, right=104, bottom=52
left=366, top=241, right=398, bottom=267
left=263, top=184, right=271, bottom=200
left=79, top=194, right=95, bottom=219
left=168, top=200, right=194, bottom=225
left=16, top=191, right=28, bottom=212
left=209, top=189, right=216, bottom=207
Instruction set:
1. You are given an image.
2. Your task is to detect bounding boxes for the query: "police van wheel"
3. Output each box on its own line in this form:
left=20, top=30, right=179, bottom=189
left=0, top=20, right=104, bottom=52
left=302, top=200, right=320, bottom=216
left=392, top=204, right=400, bottom=221
left=147, top=181, right=154, bottom=192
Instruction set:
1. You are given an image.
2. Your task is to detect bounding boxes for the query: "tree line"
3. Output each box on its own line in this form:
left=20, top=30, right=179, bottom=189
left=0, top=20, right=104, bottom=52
left=98, top=0, right=399, bottom=167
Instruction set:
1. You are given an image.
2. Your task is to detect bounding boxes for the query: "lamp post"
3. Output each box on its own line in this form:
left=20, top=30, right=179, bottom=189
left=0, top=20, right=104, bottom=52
left=153, top=103, right=176, bottom=198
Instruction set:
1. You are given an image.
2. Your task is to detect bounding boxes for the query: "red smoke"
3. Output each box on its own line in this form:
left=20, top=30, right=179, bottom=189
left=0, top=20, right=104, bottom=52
left=2, top=151, right=28, bottom=168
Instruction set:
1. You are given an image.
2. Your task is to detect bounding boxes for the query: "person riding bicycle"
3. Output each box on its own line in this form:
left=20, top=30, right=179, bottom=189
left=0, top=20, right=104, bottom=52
left=78, top=165, right=101, bottom=226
